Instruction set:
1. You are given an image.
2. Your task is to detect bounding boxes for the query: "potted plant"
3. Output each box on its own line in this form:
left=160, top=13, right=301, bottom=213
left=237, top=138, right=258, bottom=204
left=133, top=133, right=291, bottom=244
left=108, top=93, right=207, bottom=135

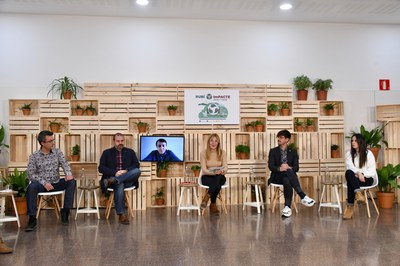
left=294, top=118, right=303, bottom=132
left=20, top=103, right=32, bottom=116
left=74, top=104, right=85, bottom=116
left=376, top=163, right=400, bottom=209
left=85, top=103, right=97, bottom=116
left=253, top=120, right=264, bottom=132
left=157, top=161, right=170, bottom=177
left=47, top=76, right=84, bottom=99
left=267, top=103, right=279, bottom=116
left=312, top=79, right=333, bottom=100
left=349, top=124, right=388, bottom=160
left=152, top=187, right=165, bottom=205
left=305, top=118, right=314, bottom=132
left=293, top=75, right=312, bottom=101
left=331, top=144, right=340, bottom=158
left=288, top=142, right=298, bottom=151
left=167, top=105, right=178, bottom=116
left=134, top=120, right=149, bottom=134
left=71, top=144, right=80, bottom=161
left=235, top=144, right=250, bottom=160
left=0, top=124, right=9, bottom=152
left=191, top=165, right=201, bottom=177
left=48, top=119, right=64, bottom=133
left=3, top=168, right=29, bottom=215
left=245, top=122, right=254, bottom=132
left=324, top=103, right=336, bottom=116
left=279, top=102, right=290, bottom=116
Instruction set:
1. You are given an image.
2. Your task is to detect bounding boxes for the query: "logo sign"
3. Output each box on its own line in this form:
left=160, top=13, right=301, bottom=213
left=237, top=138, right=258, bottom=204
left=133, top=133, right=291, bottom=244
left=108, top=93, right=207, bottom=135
left=379, top=80, right=390, bottom=91
left=184, top=90, right=240, bottom=125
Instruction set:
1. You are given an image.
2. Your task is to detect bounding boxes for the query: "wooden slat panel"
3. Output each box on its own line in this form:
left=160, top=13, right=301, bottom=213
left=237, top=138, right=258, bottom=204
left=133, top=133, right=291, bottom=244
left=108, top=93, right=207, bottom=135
left=39, top=100, right=70, bottom=116
left=319, top=101, right=344, bottom=116
left=240, top=100, right=267, bottom=117
left=296, top=132, right=319, bottom=160
left=318, top=117, right=345, bottom=132
left=69, top=117, right=99, bottom=132
left=84, top=83, right=132, bottom=99
left=266, top=85, right=293, bottom=101
left=8, top=116, right=40, bottom=133
left=98, top=115, right=129, bottom=133
left=266, top=117, right=293, bottom=131
left=98, top=100, right=130, bottom=115
left=292, top=101, right=319, bottom=116
left=156, top=117, right=185, bottom=133
left=376, top=104, right=400, bottom=122
left=127, top=101, right=157, bottom=115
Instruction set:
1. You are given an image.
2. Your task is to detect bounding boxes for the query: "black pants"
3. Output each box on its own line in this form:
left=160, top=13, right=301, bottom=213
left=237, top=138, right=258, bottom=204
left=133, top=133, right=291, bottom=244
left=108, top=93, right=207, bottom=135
left=270, top=169, right=305, bottom=207
left=201, top=174, right=226, bottom=203
left=345, top=169, right=373, bottom=204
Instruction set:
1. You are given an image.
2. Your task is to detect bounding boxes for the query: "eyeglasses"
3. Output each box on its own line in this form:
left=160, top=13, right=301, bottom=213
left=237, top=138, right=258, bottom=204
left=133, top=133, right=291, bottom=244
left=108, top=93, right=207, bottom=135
left=43, top=139, right=55, bottom=143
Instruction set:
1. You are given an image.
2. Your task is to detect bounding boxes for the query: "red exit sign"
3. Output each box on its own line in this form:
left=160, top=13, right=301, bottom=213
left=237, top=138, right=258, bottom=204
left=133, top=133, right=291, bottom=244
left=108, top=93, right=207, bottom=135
left=379, top=79, right=390, bottom=91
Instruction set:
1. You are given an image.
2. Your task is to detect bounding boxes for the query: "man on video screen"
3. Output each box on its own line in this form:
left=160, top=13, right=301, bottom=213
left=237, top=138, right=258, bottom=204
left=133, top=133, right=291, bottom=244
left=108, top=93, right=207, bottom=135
left=143, top=138, right=181, bottom=162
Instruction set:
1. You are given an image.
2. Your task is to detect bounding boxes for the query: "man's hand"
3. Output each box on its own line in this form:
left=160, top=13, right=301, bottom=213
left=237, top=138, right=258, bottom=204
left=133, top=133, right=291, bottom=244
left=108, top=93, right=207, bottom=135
left=44, top=183, right=54, bottom=191
left=115, top=170, right=127, bottom=177
left=65, top=175, right=74, bottom=181
left=280, top=163, right=291, bottom=172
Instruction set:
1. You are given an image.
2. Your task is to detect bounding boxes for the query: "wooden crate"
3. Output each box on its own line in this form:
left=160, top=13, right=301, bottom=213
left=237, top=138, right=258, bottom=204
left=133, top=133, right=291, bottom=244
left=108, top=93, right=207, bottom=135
left=319, top=101, right=344, bottom=116
left=240, top=99, right=267, bottom=117
left=8, top=116, right=40, bottom=133
left=69, top=117, right=99, bottom=132
left=292, top=101, right=319, bottom=116
left=266, top=85, right=293, bottom=101
left=9, top=99, right=39, bottom=117
left=318, top=117, right=344, bottom=132
left=98, top=100, right=129, bottom=115
left=376, top=104, right=400, bottom=122
left=98, top=115, right=129, bottom=133
left=156, top=117, right=185, bottom=133
left=39, top=100, right=70, bottom=116
left=296, top=132, right=320, bottom=160
left=84, top=83, right=132, bottom=99
left=266, top=117, right=293, bottom=131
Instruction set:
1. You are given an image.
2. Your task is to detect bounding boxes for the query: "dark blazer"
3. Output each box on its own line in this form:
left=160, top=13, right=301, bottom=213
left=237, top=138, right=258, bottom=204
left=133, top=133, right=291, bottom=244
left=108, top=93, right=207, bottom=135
left=99, top=147, right=140, bottom=192
left=268, top=146, right=299, bottom=184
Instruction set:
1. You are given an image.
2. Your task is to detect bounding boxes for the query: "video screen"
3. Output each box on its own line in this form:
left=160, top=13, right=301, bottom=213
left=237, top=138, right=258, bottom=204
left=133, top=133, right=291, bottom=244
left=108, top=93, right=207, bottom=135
left=140, top=135, right=185, bottom=162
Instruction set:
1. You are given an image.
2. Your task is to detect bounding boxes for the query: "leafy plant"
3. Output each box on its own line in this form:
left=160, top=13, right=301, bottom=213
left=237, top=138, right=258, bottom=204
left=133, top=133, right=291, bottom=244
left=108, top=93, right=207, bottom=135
left=3, top=168, right=29, bottom=197
left=293, top=75, right=312, bottom=90
left=267, top=103, right=279, bottom=112
left=48, top=119, right=63, bottom=127
left=306, top=118, right=314, bottom=126
left=157, top=161, right=170, bottom=176
left=72, top=144, right=80, bottom=155
left=47, top=76, right=83, bottom=99
left=279, top=102, right=289, bottom=110
left=294, top=118, right=303, bottom=126
left=191, top=165, right=201, bottom=171
left=331, top=144, right=339, bottom=151
left=20, top=103, right=32, bottom=110
left=377, top=163, right=400, bottom=192
left=75, top=104, right=84, bottom=110
left=134, top=120, right=149, bottom=127
left=245, top=122, right=253, bottom=127
left=253, top=120, right=264, bottom=126
left=349, top=124, right=388, bottom=149
left=288, top=142, right=298, bottom=151
left=312, top=79, right=333, bottom=91
left=167, top=105, right=178, bottom=111
left=235, top=144, right=250, bottom=154
left=152, top=187, right=164, bottom=199
left=324, top=103, right=336, bottom=110
left=0, top=124, right=9, bottom=149
left=85, top=103, right=97, bottom=113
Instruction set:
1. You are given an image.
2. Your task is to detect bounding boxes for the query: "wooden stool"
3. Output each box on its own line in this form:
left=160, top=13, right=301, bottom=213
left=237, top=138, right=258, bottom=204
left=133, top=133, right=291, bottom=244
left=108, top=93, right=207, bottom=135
left=270, top=183, right=298, bottom=214
left=75, top=185, right=100, bottom=220
left=36, top=190, right=65, bottom=219
left=0, top=190, right=20, bottom=227
left=105, top=186, right=136, bottom=219
left=318, top=178, right=342, bottom=214
left=177, top=182, right=200, bottom=216
left=243, top=180, right=265, bottom=214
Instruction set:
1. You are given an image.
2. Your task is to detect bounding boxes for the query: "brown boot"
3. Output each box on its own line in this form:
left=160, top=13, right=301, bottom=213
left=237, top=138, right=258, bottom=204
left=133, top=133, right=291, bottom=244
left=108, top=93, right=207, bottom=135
left=200, top=194, right=210, bottom=210
left=355, top=191, right=366, bottom=204
left=343, top=205, right=354, bottom=220
left=118, top=214, right=130, bottom=225
left=210, top=203, right=220, bottom=215
left=0, top=238, right=13, bottom=254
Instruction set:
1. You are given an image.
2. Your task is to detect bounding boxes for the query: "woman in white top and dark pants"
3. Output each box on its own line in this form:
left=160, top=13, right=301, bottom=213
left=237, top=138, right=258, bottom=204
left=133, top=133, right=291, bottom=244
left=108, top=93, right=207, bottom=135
left=343, top=133, right=377, bottom=219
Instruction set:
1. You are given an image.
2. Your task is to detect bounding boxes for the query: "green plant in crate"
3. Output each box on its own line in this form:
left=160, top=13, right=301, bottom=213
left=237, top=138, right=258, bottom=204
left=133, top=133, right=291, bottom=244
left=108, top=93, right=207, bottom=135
left=19, top=103, right=32, bottom=111
left=47, top=76, right=83, bottom=99
left=0, top=124, right=9, bottom=150
left=294, top=118, right=303, bottom=126
left=3, top=168, right=29, bottom=197
left=324, top=103, right=336, bottom=110
left=167, top=105, right=178, bottom=111
left=306, top=118, right=314, bottom=126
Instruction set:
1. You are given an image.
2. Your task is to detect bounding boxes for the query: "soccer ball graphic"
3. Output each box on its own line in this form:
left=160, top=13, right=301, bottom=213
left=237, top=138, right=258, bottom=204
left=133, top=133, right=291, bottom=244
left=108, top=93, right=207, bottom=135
left=207, top=103, right=220, bottom=115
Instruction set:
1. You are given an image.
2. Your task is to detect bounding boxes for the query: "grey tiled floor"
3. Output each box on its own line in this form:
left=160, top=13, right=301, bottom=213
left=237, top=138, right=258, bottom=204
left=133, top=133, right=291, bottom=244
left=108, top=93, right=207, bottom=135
left=1, top=204, right=399, bottom=266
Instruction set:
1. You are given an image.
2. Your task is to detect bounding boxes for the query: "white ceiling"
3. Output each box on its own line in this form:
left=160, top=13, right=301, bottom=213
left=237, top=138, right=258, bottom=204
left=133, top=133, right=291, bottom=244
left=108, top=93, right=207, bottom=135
left=1, top=0, right=400, bottom=24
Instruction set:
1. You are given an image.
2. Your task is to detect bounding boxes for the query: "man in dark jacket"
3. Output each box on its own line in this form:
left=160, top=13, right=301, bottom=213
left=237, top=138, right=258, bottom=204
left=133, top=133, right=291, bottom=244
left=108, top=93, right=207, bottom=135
left=268, top=130, right=315, bottom=218
left=99, top=133, right=141, bottom=224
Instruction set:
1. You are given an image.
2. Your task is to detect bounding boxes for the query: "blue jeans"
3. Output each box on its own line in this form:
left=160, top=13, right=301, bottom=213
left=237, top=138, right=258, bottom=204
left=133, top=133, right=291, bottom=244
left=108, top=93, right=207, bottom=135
left=112, top=168, right=141, bottom=214
left=26, top=179, right=77, bottom=216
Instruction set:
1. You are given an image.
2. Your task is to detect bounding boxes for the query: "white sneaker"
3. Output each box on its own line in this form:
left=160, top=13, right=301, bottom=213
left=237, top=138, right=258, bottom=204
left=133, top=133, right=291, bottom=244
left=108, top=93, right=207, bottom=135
left=281, top=206, right=292, bottom=217
left=301, top=195, right=315, bottom=207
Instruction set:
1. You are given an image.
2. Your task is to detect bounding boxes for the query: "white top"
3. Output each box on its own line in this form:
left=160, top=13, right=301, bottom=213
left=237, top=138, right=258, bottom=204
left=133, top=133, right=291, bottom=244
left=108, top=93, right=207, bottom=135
left=345, top=150, right=377, bottom=179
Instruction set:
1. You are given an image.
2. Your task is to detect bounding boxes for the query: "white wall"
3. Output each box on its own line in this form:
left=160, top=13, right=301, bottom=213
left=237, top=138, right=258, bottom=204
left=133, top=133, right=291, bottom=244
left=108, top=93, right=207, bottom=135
left=0, top=14, right=399, bottom=155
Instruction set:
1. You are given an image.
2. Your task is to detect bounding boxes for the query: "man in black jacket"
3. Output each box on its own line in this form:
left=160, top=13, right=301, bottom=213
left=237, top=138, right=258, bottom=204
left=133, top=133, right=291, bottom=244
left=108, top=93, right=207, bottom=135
left=99, top=133, right=141, bottom=224
left=268, top=130, right=315, bottom=217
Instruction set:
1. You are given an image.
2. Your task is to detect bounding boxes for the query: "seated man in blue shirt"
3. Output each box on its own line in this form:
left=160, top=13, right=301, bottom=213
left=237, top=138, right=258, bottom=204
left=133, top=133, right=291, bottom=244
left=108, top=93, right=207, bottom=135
left=25, top=130, right=77, bottom=232
left=143, top=138, right=180, bottom=162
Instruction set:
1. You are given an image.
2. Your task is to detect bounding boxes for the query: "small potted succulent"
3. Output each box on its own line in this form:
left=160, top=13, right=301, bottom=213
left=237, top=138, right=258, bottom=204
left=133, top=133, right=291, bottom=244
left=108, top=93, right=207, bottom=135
left=267, top=103, right=279, bottom=116
left=245, top=122, right=254, bottom=132
left=85, top=103, right=97, bottom=116
left=134, top=120, right=149, bottom=134
left=253, top=120, right=264, bottom=132
left=20, top=103, right=32, bottom=116
left=324, top=103, right=336, bottom=116
left=293, top=75, right=312, bottom=101
left=331, top=144, right=340, bottom=158
left=71, top=144, right=80, bottom=161
left=48, top=119, right=64, bottom=133
left=191, top=165, right=201, bottom=177
left=157, top=161, right=170, bottom=177
left=294, top=118, right=303, bottom=132
left=235, top=144, right=250, bottom=160
left=279, top=102, right=290, bottom=116
left=152, top=187, right=165, bottom=206
left=306, top=118, right=314, bottom=132
left=74, top=104, right=85, bottom=116
left=167, top=105, right=178, bottom=116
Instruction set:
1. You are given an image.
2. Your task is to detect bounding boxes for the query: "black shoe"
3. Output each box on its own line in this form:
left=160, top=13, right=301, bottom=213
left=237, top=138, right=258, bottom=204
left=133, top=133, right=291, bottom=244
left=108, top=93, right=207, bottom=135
left=103, top=178, right=116, bottom=189
left=25, top=216, right=37, bottom=232
left=61, top=208, right=70, bottom=225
